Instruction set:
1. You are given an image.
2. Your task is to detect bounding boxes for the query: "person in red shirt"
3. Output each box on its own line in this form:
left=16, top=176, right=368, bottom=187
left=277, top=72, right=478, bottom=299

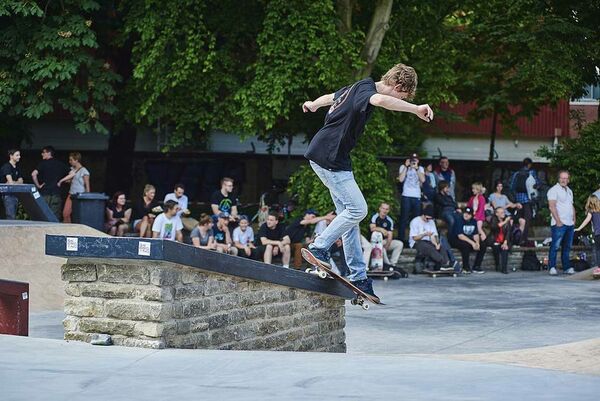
left=489, top=207, right=513, bottom=274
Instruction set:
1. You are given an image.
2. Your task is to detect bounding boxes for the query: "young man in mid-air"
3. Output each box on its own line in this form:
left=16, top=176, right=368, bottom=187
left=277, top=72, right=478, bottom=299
left=302, top=63, right=434, bottom=299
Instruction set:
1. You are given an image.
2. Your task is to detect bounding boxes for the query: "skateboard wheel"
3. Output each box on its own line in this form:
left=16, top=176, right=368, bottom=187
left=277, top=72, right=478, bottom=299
left=388, top=267, right=394, bottom=271
left=305, top=268, right=312, bottom=273
left=362, top=303, right=369, bottom=310
left=318, top=271, right=328, bottom=279
left=383, top=276, right=388, bottom=281
left=432, top=274, right=437, bottom=278
left=452, top=273, right=457, bottom=277
left=351, top=298, right=358, bottom=306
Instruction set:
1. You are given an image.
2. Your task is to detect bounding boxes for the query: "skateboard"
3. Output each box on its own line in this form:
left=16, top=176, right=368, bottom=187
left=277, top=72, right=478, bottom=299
left=593, top=267, right=600, bottom=280
left=423, top=269, right=459, bottom=278
left=367, top=266, right=401, bottom=281
left=301, top=248, right=383, bottom=310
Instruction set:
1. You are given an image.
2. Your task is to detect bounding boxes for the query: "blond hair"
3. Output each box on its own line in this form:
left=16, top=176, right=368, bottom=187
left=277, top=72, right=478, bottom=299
left=381, top=64, right=418, bottom=99
left=143, top=184, right=155, bottom=196
left=585, top=195, right=600, bottom=213
left=472, top=182, right=484, bottom=194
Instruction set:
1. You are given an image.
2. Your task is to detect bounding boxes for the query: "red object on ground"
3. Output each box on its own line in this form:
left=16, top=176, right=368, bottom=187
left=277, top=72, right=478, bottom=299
left=0, top=279, right=29, bottom=336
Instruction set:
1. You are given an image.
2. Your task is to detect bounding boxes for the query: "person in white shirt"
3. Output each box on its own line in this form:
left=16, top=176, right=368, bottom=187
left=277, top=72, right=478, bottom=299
left=233, top=215, right=256, bottom=258
left=164, top=183, right=198, bottom=232
left=152, top=200, right=183, bottom=242
left=398, top=153, right=425, bottom=243
left=547, top=170, right=576, bottom=275
left=409, top=204, right=459, bottom=272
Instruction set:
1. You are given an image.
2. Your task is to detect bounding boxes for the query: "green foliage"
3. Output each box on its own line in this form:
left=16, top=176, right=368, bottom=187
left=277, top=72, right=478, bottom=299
left=0, top=0, right=119, bottom=135
left=537, top=121, right=600, bottom=218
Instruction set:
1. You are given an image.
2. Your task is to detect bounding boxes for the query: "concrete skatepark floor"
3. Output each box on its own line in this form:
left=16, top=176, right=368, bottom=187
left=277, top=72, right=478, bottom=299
left=5, top=272, right=598, bottom=400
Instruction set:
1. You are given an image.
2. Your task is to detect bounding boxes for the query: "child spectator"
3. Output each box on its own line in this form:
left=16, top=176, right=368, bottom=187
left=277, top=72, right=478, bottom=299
left=191, top=214, right=216, bottom=250
left=164, top=183, right=198, bottom=231
left=213, top=212, right=238, bottom=255
left=489, top=207, right=513, bottom=274
left=31, top=146, right=69, bottom=220
left=105, top=191, right=132, bottom=236
left=285, top=209, right=334, bottom=269
left=575, top=194, right=600, bottom=267
left=132, top=184, right=161, bottom=238
left=58, top=152, right=90, bottom=223
left=1, top=149, right=23, bottom=219
left=467, top=182, right=487, bottom=242
left=210, top=177, right=239, bottom=221
left=152, top=200, right=183, bottom=242
left=233, top=215, right=256, bottom=258
left=257, top=212, right=291, bottom=267
left=449, top=207, right=487, bottom=273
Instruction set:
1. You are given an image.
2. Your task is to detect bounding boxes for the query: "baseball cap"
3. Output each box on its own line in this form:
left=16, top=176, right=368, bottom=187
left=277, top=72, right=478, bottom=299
left=463, top=207, right=473, bottom=215
left=218, top=212, right=230, bottom=219
left=304, top=208, right=319, bottom=216
left=410, top=153, right=419, bottom=160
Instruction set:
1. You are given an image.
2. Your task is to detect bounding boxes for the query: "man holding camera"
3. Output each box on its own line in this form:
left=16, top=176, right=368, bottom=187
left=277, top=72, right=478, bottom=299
left=398, top=153, right=425, bottom=244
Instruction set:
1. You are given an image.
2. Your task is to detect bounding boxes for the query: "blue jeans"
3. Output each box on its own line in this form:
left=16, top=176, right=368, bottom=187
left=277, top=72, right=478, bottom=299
left=309, top=161, right=368, bottom=281
left=549, top=225, right=574, bottom=271
left=399, top=196, right=421, bottom=242
left=2, top=194, right=18, bottom=219
left=441, top=210, right=457, bottom=233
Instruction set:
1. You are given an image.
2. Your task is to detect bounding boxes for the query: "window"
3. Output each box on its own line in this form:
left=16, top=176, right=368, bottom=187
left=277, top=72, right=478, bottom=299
left=572, top=83, right=600, bottom=103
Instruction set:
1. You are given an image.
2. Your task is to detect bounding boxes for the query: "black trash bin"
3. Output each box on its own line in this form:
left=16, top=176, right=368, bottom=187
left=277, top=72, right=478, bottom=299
left=71, top=192, right=109, bottom=231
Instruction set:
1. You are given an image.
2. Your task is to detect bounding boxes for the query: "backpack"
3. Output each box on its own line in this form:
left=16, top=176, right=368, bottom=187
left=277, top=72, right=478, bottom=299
left=514, top=170, right=529, bottom=193
left=521, top=251, right=542, bottom=271
left=570, top=259, right=591, bottom=272
left=386, top=263, right=409, bottom=278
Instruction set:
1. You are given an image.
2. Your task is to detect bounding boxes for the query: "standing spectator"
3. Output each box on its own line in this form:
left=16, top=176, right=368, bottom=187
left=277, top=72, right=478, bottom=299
left=257, top=212, right=291, bottom=267
left=212, top=212, right=238, bottom=255
left=57, top=152, right=90, bottom=223
left=575, top=194, right=600, bottom=267
left=233, top=215, right=256, bottom=258
left=1, top=149, right=23, bottom=219
left=104, top=192, right=132, bottom=236
left=285, top=209, right=334, bottom=269
left=164, top=183, right=198, bottom=232
left=132, top=184, right=161, bottom=238
left=489, top=207, right=513, bottom=274
left=398, top=153, right=425, bottom=243
left=31, top=146, right=69, bottom=220
left=434, top=156, right=457, bottom=200
left=409, top=204, right=459, bottom=271
left=449, top=207, right=487, bottom=273
left=467, top=182, right=487, bottom=242
left=422, top=163, right=437, bottom=202
left=433, top=180, right=461, bottom=232
left=369, top=202, right=404, bottom=266
left=210, top=177, right=239, bottom=221
left=191, top=214, right=216, bottom=250
left=509, top=157, right=539, bottom=244
left=547, top=171, right=575, bottom=275
left=152, top=200, right=183, bottom=242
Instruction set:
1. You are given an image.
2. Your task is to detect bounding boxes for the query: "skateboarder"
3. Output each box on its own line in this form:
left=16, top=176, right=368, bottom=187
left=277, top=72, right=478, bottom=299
left=302, top=63, right=434, bottom=298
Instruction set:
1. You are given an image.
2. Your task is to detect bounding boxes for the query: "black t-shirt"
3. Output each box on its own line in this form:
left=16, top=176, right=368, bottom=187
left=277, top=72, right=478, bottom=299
left=284, top=217, right=309, bottom=243
left=450, top=215, right=478, bottom=240
left=107, top=204, right=126, bottom=219
left=258, top=222, right=285, bottom=242
left=36, top=158, right=69, bottom=196
left=370, top=213, right=394, bottom=232
left=304, top=78, right=378, bottom=171
left=0, top=162, right=21, bottom=184
left=132, top=198, right=160, bottom=220
left=210, top=190, right=238, bottom=214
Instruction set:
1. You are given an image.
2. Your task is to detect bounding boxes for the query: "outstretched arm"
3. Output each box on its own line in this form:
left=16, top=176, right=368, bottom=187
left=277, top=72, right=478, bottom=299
left=369, top=94, right=433, bottom=122
left=302, top=93, right=335, bottom=112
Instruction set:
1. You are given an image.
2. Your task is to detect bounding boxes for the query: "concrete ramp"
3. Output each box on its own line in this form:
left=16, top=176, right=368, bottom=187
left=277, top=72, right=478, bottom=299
left=0, top=222, right=107, bottom=311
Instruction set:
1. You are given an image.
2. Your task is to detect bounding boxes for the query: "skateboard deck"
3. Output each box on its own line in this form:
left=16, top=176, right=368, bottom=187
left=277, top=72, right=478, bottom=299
left=367, top=267, right=402, bottom=280
left=301, top=248, right=383, bottom=309
left=423, top=269, right=459, bottom=278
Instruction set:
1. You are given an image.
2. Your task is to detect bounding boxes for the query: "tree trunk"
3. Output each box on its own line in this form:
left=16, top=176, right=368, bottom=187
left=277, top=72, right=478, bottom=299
left=355, top=0, right=394, bottom=79
left=336, top=0, right=355, bottom=33
left=488, top=107, right=498, bottom=188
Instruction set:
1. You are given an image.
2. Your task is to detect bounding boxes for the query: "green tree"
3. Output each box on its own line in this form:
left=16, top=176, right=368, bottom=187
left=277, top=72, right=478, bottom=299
left=537, top=121, right=600, bottom=219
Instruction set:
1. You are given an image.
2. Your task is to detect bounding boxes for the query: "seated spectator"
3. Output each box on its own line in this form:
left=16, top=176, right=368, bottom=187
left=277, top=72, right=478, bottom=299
left=152, top=200, right=183, bottom=242
left=434, top=156, right=457, bottom=200
left=422, top=163, right=437, bottom=202
left=369, top=202, right=404, bottom=267
left=314, top=211, right=335, bottom=238
left=213, top=212, right=238, bottom=256
left=132, top=184, right=161, bottom=238
left=257, top=212, right=291, bottom=267
left=433, top=180, right=461, bottom=231
left=233, top=215, right=256, bottom=258
left=467, top=182, right=487, bottom=242
left=449, top=207, right=486, bottom=273
left=105, top=192, right=132, bottom=236
left=409, top=204, right=459, bottom=271
left=285, top=209, right=334, bottom=269
left=58, top=152, right=90, bottom=223
left=164, top=183, right=198, bottom=232
left=191, top=214, right=217, bottom=250
left=489, top=207, right=513, bottom=274
left=489, top=180, right=525, bottom=239
left=210, top=177, right=239, bottom=222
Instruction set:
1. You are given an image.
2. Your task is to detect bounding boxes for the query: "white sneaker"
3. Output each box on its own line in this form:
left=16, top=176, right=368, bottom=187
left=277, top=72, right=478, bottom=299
left=549, top=267, right=558, bottom=276
left=565, top=268, right=575, bottom=275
